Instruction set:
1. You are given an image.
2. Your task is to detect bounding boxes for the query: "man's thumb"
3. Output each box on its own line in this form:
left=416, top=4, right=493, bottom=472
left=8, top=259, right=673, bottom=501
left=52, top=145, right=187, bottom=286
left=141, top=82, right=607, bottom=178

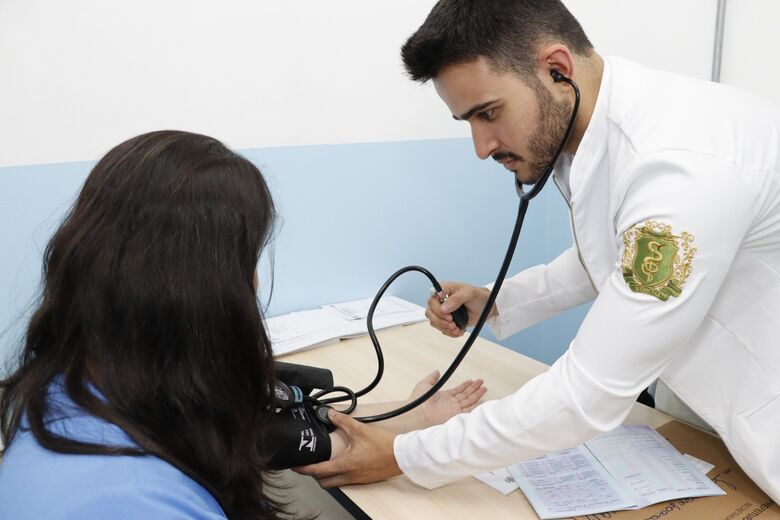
left=328, top=409, right=360, bottom=435
left=440, top=290, right=466, bottom=313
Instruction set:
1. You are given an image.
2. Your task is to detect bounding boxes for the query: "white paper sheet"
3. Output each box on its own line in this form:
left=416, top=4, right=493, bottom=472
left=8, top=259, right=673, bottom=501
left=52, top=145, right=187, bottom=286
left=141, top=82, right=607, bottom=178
left=324, top=296, right=419, bottom=320
left=473, top=468, right=519, bottom=495
left=683, top=453, right=716, bottom=475
left=585, top=426, right=723, bottom=508
left=508, top=446, right=636, bottom=518
left=267, top=296, right=426, bottom=356
left=505, top=425, right=725, bottom=519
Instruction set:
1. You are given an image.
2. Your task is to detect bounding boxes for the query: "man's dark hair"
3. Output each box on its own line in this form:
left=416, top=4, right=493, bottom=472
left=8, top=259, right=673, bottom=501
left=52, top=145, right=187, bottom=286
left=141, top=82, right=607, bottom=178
left=402, top=0, right=593, bottom=82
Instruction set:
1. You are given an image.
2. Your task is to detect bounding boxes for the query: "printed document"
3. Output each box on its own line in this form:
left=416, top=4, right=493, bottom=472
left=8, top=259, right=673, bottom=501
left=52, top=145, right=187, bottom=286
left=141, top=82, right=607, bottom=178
left=267, top=296, right=425, bottom=356
left=506, top=425, right=724, bottom=519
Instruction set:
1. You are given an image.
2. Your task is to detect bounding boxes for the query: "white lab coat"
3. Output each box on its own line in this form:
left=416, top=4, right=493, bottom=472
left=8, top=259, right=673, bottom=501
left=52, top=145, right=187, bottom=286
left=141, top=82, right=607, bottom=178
left=394, top=56, right=780, bottom=501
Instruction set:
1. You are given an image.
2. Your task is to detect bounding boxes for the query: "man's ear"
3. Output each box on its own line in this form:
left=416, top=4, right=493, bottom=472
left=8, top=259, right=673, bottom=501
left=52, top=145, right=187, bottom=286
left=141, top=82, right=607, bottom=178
left=536, top=44, right=575, bottom=86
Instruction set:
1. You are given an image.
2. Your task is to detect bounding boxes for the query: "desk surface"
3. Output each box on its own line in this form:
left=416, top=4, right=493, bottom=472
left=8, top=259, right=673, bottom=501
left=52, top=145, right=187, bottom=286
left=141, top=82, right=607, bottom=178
left=281, top=322, right=672, bottom=520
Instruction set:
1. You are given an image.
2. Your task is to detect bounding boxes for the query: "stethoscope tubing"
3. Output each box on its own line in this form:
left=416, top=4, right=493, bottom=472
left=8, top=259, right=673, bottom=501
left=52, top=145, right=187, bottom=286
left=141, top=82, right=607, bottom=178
left=319, top=73, right=581, bottom=423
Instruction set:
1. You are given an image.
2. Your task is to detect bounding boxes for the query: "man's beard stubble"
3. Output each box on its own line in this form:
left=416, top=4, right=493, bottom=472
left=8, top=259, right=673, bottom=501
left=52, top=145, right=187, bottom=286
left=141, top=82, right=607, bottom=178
left=525, top=78, right=573, bottom=184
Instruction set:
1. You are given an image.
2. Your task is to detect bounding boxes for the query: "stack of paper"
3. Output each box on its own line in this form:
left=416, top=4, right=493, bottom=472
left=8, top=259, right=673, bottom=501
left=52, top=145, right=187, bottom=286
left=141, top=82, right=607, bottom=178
left=266, top=296, right=426, bottom=356
left=474, top=425, right=724, bottom=519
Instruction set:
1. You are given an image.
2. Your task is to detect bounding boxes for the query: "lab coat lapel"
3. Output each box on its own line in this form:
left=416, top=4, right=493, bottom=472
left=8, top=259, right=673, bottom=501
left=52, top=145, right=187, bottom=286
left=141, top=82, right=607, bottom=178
left=566, top=61, right=614, bottom=290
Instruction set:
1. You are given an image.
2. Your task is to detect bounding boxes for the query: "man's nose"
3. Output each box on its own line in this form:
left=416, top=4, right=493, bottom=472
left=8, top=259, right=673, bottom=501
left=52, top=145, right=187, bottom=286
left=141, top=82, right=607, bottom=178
left=471, top=125, right=499, bottom=160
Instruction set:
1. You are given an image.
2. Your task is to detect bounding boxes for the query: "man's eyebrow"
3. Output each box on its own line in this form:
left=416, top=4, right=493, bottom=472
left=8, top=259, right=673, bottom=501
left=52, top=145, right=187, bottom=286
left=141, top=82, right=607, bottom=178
left=453, top=100, right=499, bottom=121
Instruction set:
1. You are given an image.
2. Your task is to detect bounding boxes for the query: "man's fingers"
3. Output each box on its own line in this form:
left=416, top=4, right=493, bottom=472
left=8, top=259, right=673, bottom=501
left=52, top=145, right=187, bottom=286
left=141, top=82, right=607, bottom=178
left=294, top=459, right=343, bottom=479
left=299, top=414, right=400, bottom=489
left=439, top=281, right=461, bottom=298
left=439, top=289, right=468, bottom=314
left=318, top=474, right=350, bottom=489
left=425, top=307, right=459, bottom=335
left=328, top=410, right=362, bottom=436
left=426, top=295, right=454, bottom=321
left=426, top=304, right=463, bottom=336
left=424, top=307, right=448, bottom=329
left=441, top=328, right=461, bottom=338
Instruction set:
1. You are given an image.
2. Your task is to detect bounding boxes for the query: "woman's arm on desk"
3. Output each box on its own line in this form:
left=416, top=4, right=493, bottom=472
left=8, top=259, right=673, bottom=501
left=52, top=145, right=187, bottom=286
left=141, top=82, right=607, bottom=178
left=329, top=371, right=485, bottom=457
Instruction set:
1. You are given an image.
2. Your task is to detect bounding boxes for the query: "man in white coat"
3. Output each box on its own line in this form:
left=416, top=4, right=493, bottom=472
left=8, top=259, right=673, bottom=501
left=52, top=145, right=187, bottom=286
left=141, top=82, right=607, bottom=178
left=297, top=0, right=780, bottom=501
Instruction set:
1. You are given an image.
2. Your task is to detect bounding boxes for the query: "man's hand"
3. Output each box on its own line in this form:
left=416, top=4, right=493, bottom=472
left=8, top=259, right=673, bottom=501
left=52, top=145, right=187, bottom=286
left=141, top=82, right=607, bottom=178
left=425, top=281, right=497, bottom=338
left=294, top=410, right=402, bottom=488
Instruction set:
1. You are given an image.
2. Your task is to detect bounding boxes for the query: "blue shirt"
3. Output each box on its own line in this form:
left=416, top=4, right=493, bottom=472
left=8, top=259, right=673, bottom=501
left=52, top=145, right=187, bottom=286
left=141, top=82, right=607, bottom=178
left=0, top=380, right=226, bottom=519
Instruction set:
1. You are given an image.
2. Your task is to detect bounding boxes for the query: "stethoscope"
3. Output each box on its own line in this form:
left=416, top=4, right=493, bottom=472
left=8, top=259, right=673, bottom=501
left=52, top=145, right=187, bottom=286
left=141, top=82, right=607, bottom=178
left=310, top=69, right=581, bottom=425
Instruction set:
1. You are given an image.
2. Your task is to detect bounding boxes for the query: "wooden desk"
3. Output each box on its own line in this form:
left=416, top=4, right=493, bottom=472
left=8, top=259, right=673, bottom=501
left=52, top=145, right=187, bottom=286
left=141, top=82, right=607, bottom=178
left=281, top=322, right=672, bottom=520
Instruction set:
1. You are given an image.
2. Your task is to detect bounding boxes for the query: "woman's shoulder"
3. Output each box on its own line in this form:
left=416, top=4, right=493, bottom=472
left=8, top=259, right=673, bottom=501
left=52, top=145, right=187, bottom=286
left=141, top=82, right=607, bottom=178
left=0, top=384, right=226, bottom=519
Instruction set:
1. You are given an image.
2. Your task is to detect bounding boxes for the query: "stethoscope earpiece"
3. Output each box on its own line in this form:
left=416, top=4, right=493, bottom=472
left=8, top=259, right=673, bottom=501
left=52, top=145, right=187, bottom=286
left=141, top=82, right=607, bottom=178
left=551, top=69, right=566, bottom=82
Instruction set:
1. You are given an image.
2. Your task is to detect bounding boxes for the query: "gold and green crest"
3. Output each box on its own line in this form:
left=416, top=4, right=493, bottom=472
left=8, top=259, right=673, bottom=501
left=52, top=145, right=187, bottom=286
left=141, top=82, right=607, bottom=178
left=621, top=221, right=696, bottom=301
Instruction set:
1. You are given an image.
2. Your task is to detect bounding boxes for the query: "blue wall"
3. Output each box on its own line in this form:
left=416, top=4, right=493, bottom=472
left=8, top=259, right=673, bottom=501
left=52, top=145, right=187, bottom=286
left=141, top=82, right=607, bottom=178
left=0, top=138, right=590, bottom=372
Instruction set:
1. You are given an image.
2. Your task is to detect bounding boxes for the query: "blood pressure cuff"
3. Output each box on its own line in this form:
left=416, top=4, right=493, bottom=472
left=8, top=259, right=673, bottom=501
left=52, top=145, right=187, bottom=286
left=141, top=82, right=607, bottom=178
left=265, top=361, right=337, bottom=469
left=266, top=400, right=333, bottom=470
left=275, top=361, right=334, bottom=395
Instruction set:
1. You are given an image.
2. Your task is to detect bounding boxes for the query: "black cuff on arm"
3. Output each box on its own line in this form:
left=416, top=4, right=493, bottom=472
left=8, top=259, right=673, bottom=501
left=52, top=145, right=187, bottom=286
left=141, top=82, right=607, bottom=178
left=265, top=401, right=333, bottom=470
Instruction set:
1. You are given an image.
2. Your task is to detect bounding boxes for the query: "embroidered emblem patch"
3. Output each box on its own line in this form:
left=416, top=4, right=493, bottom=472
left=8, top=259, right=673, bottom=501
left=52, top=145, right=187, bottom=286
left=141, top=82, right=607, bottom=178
left=621, top=221, right=696, bottom=301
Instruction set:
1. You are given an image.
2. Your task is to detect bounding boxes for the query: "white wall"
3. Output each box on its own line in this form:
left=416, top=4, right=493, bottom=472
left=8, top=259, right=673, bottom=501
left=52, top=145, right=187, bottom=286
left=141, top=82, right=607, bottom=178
left=0, top=0, right=456, bottom=166
left=4, top=1, right=774, bottom=168
left=720, top=0, right=780, bottom=105
left=567, top=0, right=717, bottom=81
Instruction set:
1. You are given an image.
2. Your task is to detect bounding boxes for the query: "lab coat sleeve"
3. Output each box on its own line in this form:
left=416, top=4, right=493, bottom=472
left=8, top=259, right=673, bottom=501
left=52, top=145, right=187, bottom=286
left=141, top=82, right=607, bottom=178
left=394, top=151, right=758, bottom=489
left=485, top=245, right=597, bottom=339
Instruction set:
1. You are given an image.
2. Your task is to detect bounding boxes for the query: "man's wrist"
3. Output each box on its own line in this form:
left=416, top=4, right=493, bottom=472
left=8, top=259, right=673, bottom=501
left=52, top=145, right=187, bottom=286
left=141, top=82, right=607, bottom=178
left=389, top=434, right=404, bottom=477
left=482, top=287, right=498, bottom=319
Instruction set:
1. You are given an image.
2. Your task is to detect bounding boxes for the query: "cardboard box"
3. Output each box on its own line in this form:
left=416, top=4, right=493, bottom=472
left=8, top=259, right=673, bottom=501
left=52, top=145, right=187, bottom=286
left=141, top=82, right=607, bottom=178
left=571, top=421, right=779, bottom=520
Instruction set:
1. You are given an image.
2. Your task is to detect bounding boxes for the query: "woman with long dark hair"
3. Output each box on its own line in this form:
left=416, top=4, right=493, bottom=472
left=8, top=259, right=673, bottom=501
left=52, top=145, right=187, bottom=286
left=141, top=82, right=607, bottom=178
left=0, top=130, right=484, bottom=519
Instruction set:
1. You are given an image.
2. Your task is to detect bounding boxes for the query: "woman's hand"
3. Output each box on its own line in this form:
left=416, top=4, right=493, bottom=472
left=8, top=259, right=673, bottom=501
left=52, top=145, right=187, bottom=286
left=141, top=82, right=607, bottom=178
left=409, top=370, right=487, bottom=427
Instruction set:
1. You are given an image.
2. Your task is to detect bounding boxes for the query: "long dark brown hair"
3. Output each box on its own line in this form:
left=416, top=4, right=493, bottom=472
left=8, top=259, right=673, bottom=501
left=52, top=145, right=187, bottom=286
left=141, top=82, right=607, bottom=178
left=0, top=130, right=283, bottom=519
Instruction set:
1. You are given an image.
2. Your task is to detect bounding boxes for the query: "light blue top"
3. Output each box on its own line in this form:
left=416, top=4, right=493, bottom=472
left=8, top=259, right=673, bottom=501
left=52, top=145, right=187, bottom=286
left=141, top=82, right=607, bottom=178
left=0, top=380, right=226, bottom=519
